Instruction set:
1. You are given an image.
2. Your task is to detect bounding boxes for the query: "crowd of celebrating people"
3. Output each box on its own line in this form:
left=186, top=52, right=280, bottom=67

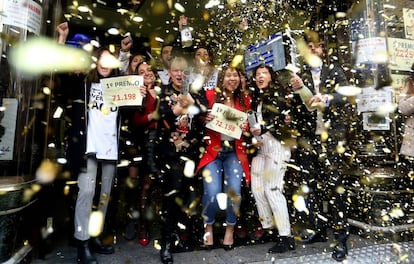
left=54, top=15, right=360, bottom=264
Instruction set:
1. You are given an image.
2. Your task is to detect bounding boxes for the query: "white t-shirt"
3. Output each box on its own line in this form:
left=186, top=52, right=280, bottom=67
left=86, top=82, right=119, bottom=160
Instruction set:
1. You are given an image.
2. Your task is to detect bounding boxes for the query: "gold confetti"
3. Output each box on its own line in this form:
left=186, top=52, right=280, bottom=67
left=88, top=211, right=104, bottom=237
left=183, top=160, right=195, bottom=178
left=36, top=159, right=59, bottom=184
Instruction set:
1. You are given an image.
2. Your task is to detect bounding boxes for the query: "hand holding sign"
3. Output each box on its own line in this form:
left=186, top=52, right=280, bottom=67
left=205, top=103, right=247, bottom=139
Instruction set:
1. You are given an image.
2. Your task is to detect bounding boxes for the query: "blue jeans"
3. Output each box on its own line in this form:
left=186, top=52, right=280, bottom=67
left=202, top=148, right=243, bottom=225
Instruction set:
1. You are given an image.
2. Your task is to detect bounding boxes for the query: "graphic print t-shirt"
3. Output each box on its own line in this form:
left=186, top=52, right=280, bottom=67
left=86, top=82, right=118, bottom=160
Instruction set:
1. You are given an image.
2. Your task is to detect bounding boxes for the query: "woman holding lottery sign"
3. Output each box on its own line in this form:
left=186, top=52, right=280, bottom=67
left=196, top=65, right=251, bottom=251
left=56, top=22, right=147, bottom=264
left=119, top=61, right=161, bottom=245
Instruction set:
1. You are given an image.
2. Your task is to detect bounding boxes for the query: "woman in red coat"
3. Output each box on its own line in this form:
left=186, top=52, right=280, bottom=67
left=197, top=66, right=251, bottom=250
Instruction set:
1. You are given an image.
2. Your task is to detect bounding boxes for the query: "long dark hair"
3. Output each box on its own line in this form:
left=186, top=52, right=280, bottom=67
left=193, top=45, right=215, bottom=67
left=127, top=52, right=147, bottom=75
left=134, top=61, right=161, bottom=87
left=134, top=61, right=160, bottom=112
left=215, top=65, right=247, bottom=111
left=251, top=64, right=278, bottom=100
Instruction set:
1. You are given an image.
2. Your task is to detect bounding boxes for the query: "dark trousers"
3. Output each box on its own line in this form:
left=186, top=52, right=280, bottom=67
left=159, top=156, right=198, bottom=243
left=296, top=137, right=349, bottom=238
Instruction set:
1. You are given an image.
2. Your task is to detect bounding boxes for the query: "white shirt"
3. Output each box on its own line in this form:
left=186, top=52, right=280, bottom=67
left=86, top=82, right=119, bottom=160
left=158, top=69, right=170, bottom=85
left=311, top=67, right=326, bottom=135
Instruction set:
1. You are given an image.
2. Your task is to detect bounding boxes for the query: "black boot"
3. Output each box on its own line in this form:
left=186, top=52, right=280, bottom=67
left=160, top=239, right=173, bottom=264
left=124, top=218, right=137, bottom=241
left=171, top=231, right=191, bottom=253
left=332, top=231, right=348, bottom=261
left=89, top=237, right=115, bottom=255
left=268, top=236, right=295, bottom=253
left=76, top=239, right=98, bottom=264
left=301, top=228, right=328, bottom=244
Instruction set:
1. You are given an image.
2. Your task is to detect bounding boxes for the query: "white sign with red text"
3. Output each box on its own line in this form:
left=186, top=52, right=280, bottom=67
left=388, top=38, right=414, bottom=71
left=101, top=75, right=144, bottom=107
left=3, top=0, right=42, bottom=36
left=205, top=103, right=247, bottom=139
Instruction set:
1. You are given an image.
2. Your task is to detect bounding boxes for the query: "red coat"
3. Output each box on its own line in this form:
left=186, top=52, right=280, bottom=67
left=132, top=92, right=157, bottom=129
left=197, top=94, right=251, bottom=184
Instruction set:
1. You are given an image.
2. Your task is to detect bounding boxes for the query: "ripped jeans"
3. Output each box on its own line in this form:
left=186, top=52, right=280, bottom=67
left=202, top=147, right=243, bottom=226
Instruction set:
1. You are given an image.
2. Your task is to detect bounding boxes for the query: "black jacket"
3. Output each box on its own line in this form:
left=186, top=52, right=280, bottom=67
left=157, top=83, right=208, bottom=160
left=299, top=62, right=349, bottom=141
left=250, top=82, right=304, bottom=143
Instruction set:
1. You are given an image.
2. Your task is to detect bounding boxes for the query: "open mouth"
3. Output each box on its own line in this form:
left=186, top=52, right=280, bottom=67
left=228, top=81, right=238, bottom=87
left=199, top=59, right=209, bottom=65
left=257, top=79, right=267, bottom=87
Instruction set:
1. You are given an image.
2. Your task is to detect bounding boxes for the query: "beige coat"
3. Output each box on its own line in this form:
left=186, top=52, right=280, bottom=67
left=399, top=94, right=414, bottom=157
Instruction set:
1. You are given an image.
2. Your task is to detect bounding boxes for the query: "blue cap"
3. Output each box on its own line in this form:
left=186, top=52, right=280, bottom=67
left=66, top=33, right=91, bottom=48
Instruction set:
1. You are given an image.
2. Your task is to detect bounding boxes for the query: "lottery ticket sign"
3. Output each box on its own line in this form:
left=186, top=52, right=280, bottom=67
left=388, top=38, right=414, bottom=71
left=3, top=0, right=42, bottom=36
left=101, top=75, right=144, bottom=106
left=205, top=103, right=247, bottom=139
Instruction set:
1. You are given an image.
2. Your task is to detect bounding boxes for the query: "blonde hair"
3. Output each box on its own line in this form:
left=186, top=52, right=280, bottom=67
left=169, top=56, right=188, bottom=71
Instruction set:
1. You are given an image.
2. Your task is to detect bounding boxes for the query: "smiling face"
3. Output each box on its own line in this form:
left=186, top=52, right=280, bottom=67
left=222, top=67, right=241, bottom=93
left=137, top=63, right=155, bottom=87
left=255, top=66, right=272, bottom=90
left=168, top=57, right=188, bottom=90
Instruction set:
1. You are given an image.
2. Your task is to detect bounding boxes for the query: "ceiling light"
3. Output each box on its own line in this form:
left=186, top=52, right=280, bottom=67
left=107, top=27, right=120, bottom=35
